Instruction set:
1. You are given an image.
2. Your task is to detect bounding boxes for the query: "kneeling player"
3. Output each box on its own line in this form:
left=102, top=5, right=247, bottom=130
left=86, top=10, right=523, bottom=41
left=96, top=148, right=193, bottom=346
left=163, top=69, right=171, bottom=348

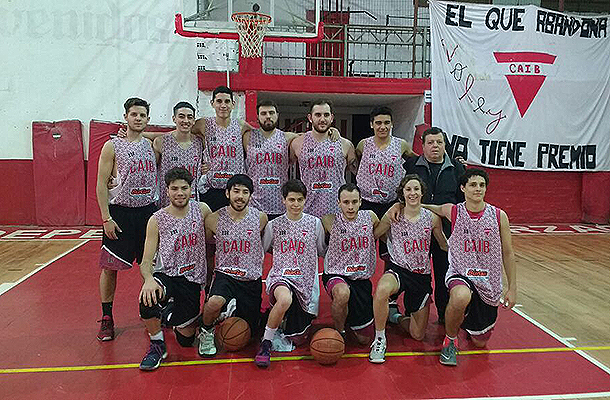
left=255, top=179, right=327, bottom=368
left=321, top=183, right=379, bottom=345
left=424, top=168, right=516, bottom=366
left=369, top=174, right=447, bottom=363
left=138, top=167, right=212, bottom=370
left=198, top=174, right=267, bottom=357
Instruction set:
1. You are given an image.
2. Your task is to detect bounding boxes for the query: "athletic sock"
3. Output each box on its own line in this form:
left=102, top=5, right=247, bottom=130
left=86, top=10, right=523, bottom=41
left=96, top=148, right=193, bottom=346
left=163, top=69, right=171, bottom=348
left=263, top=326, right=277, bottom=342
left=150, top=331, right=164, bottom=341
left=375, top=329, right=386, bottom=341
left=443, top=335, right=457, bottom=347
left=202, top=323, right=214, bottom=332
left=102, top=302, right=113, bottom=318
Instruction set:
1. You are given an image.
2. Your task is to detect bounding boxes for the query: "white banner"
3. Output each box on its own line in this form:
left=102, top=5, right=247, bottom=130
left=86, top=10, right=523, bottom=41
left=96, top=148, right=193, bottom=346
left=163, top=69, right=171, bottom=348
left=430, top=0, right=610, bottom=171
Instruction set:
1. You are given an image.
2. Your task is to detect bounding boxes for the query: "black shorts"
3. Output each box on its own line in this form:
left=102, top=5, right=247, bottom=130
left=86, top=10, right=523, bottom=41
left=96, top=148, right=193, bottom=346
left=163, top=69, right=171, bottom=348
left=386, top=262, right=432, bottom=314
left=447, top=274, right=498, bottom=336
left=100, top=203, right=157, bottom=270
left=199, top=188, right=229, bottom=212
left=322, top=274, right=374, bottom=331
left=269, top=283, right=316, bottom=337
left=150, top=272, right=202, bottom=328
left=209, top=271, right=262, bottom=336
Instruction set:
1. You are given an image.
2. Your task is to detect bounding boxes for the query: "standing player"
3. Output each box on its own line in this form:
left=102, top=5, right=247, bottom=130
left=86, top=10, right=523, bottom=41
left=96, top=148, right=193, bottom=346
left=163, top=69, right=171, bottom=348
left=423, top=169, right=517, bottom=366
left=321, top=183, right=379, bottom=345
left=369, top=175, right=447, bottom=363
left=198, top=174, right=267, bottom=357
left=154, top=102, right=203, bottom=208
left=290, top=99, right=358, bottom=217
left=137, top=167, right=211, bottom=370
left=255, top=179, right=327, bottom=368
left=95, top=97, right=158, bottom=341
left=192, top=86, right=251, bottom=212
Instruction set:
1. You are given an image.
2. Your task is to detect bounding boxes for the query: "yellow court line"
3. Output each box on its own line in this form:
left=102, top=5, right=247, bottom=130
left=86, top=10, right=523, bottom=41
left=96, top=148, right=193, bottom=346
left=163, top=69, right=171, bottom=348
left=1, top=345, right=609, bottom=375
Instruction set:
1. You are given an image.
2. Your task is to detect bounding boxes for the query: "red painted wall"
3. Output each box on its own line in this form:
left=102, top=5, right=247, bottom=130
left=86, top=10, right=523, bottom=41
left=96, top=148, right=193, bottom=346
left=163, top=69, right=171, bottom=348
left=0, top=160, right=36, bottom=225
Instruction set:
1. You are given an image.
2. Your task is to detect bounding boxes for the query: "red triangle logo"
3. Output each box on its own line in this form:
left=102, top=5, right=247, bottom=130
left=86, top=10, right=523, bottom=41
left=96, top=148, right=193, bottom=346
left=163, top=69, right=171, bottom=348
left=505, top=75, right=546, bottom=118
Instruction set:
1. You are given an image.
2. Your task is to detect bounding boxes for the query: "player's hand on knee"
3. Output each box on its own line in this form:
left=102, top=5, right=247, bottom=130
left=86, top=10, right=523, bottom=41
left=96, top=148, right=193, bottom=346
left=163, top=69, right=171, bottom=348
left=103, top=219, right=122, bottom=240
left=140, top=279, right=163, bottom=307
left=328, top=127, right=341, bottom=142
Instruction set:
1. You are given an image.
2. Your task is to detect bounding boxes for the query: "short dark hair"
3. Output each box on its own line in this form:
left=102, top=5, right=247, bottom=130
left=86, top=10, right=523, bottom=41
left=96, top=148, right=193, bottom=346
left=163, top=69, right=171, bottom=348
left=226, top=174, right=254, bottom=193
left=257, top=100, right=278, bottom=114
left=124, top=97, right=149, bottom=115
left=173, top=101, right=195, bottom=115
left=310, top=99, right=334, bottom=114
left=460, top=168, right=489, bottom=187
left=338, top=183, right=361, bottom=200
left=164, top=167, right=193, bottom=187
left=421, top=127, right=445, bottom=144
left=370, top=106, right=393, bottom=123
left=396, top=174, right=427, bottom=204
left=282, top=179, right=307, bottom=198
left=212, top=86, right=234, bottom=101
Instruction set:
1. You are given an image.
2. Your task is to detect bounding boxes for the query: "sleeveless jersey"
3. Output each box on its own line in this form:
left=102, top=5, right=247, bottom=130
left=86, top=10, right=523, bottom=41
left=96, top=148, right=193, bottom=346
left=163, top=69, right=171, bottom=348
left=447, top=203, right=504, bottom=306
left=214, top=206, right=264, bottom=281
left=387, top=208, right=433, bottom=274
left=299, top=131, right=346, bottom=217
left=246, top=128, right=289, bottom=215
left=201, top=117, right=245, bottom=190
left=356, top=136, right=405, bottom=203
left=158, top=132, right=203, bottom=207
left=266, top=214, right=320, bottom=315
left=154, top=201, right=207, bottom=284
left=110, top=137, right=157, bottom=207
left=324, top=210, right=376, bottom=280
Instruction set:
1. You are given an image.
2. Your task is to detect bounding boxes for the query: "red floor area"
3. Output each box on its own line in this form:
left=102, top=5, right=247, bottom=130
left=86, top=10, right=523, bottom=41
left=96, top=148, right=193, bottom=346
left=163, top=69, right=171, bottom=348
left=1, top=241, right=609, bottom=399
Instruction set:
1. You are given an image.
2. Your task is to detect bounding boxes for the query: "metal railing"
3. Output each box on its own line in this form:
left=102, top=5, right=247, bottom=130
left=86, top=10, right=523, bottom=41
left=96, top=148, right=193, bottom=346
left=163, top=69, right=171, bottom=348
left=263, top=24, right=431, bottom=79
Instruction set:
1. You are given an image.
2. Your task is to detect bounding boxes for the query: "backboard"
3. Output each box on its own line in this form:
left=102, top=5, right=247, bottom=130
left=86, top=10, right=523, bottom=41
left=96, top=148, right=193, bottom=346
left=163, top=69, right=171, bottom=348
left=178, top=0, right=321, bottom=39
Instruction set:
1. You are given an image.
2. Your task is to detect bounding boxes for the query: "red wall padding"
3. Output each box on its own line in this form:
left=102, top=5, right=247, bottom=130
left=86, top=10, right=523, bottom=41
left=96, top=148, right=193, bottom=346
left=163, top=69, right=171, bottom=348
left=32, top=120, right=86, bottom=226
left=85, top=120, right=173, bottom=226
left=581, top=172, right=610, bottom=224
left=0, top=160, right=36, bottom=225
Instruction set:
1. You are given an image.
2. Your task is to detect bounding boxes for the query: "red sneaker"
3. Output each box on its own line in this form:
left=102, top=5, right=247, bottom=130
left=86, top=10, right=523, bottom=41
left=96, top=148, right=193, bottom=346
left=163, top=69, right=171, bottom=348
left=97, top=316, right=115, bottom=341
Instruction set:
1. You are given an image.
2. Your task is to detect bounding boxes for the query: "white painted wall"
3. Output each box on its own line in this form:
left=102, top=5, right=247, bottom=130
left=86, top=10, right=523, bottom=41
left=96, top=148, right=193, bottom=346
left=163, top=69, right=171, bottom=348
left=0, top=1, right=199, bottom=159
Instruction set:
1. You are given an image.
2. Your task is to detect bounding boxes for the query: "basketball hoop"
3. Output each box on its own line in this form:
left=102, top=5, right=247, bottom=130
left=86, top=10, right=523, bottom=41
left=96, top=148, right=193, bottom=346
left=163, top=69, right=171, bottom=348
left=231, top=12, right=272, bottom=58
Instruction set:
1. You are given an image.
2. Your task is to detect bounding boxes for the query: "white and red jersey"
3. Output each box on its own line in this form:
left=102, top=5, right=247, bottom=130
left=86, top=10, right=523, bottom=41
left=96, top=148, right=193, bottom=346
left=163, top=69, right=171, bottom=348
left=246, top=128, right=289, bottom=215
left=298, top=131, right=346, bottom=217
left=214, top=206, right=264, bottom=281
left=447, top=203, right=504, bottom=306
left=201, top=117, right=245, bottom=190
left=110, top=137, right=158, bottom=207
left=387, top=208, right=433, bottom=274
left=154, top=201, right=207, bottom=284
left=158, top=133, right=203, bottom=207
left=263, top=213, right=326, bottom=316
left=324, top=211, right=376, bottom=280
left=356, top=136, right=405, bottom=204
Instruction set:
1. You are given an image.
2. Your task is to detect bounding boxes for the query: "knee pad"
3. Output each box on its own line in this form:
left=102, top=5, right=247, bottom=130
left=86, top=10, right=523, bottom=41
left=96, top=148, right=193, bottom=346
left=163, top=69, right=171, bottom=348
left=139, top=301, right=162, bottom=320
left=174, top=329, right=195, bottom=347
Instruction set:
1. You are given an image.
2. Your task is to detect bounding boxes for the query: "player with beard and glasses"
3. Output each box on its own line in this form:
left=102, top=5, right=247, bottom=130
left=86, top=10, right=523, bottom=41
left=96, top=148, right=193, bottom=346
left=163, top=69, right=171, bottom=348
left=290, top=99, right=358, bottom=218
left=137, top=167, right=212, bottom=370
left=198, top=174, right=267, bottom=357
left=244, top=100, right=340, bottom=220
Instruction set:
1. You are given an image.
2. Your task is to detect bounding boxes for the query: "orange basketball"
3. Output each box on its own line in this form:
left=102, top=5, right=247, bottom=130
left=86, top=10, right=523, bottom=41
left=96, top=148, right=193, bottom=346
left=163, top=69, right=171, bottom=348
left=215, top=317, right=251, bottom=351
left=309, top=328, right=345, bottom=365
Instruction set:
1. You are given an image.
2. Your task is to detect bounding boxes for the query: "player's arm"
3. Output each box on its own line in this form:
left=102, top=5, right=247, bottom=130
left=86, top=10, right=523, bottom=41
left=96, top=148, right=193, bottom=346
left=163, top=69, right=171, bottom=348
left=355, top=139, right=365, bottom=161
left=204, top=210, right=219, bottom=242
left=320, top=214, right=335, bottom=243
left=139, top=216, right=163, bottom=307
left=370, top=210, right=380, bottom=228
left=262, top=219, right=274, bottom=253
left=96, top=141, right=122, bottom=239
left=259, top=212, right=268, bottom=233
left=238, top=119, right=253, bottom=137
left=431, top=214, right=448, bottom=251
left=374, top=212, right=391, bottom=240
left=400, top=138, right=418, bottom=158
left=192, top=118, right=206, bottom=138
left=422, top=203, right=453, bottom=220
left=499, top=210, right=517, bottom=308
left=152, top=135, right=163, bottom=165
left=344, top=138, right=359, bottom=174
left=387, top=202, right=402, bottom=223
left=289, top=134, right=304, bottom=165
left=315, top=218, right=328, bottom=256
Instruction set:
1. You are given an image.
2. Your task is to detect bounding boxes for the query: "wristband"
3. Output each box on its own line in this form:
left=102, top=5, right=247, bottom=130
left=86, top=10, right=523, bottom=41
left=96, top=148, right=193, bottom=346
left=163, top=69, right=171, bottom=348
left=103, top=217, right=113, bottom=223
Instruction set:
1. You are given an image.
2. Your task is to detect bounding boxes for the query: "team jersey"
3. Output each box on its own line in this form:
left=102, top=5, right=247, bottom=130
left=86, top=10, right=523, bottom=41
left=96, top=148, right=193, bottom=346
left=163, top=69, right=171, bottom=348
left=447, top=202, right=504, bottom=306
left=109, top=137, right=158, bottom=207
left=324, top=210, right=376, bottom=280
left=387, top=208, right=433, bottom=274
left=214, top=206, right=264, bottom=281
left=157, top=132, right=203, bottom=207
left=356, top=136, right=405, bottom=203
left=263, top=213, right=326, bottom=316
left=201, top=117, right=245, bottom=190
left=154, top=201, right=207, bottom=284
left=246, top=128, right=289, bottom=215
left=298, top=131, right=346, bottom=217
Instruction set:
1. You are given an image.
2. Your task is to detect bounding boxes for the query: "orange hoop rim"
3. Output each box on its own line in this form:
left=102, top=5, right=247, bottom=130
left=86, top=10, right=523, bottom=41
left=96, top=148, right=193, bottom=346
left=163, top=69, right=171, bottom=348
left=231, top=12, right=272, bottom=24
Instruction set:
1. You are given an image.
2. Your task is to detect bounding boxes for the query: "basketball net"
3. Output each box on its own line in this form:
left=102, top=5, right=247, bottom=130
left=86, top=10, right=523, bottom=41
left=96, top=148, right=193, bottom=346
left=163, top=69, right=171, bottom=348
left=231, top=12, right=271, bottom=58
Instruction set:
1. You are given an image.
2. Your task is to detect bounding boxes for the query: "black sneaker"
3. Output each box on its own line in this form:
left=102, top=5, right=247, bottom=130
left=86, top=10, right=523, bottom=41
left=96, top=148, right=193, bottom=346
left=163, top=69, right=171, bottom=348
left=254, top=339, right=272, bottom=368
left=139, top=340, right=167, bottom=371
left=439, top=339, right=458, bottom=366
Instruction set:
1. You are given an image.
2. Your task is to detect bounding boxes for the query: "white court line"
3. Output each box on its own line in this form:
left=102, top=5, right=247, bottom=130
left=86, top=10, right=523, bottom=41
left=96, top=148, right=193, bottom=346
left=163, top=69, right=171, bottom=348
left=436, top=391, right=610, bottom=400
left=512, top=306, right=610, bottom=376
left=0, top=240, right=89, bottom=297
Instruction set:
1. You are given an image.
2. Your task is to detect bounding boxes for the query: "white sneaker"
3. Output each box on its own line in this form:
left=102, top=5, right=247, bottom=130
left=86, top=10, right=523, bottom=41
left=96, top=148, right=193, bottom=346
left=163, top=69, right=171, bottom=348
left=369, top=337, right=387, bottom=364
left=198, top=326, right=217, bottom=357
